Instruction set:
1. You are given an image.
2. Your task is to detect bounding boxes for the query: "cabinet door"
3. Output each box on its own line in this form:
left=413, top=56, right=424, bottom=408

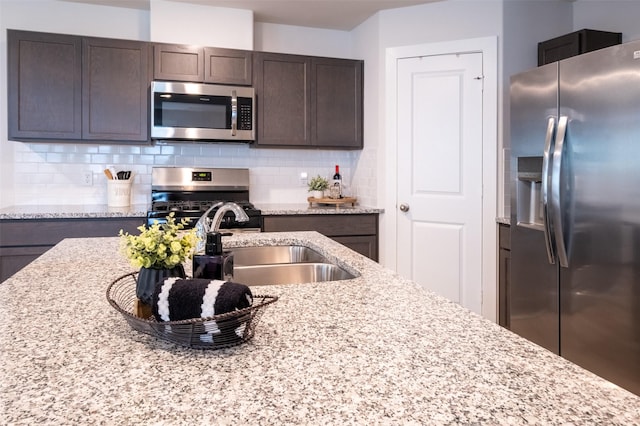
left=499, top=247, right=511, bottom=329
left=538, top=29, right=622, bottom=66
left=262, top=214, right=377, bottom=236
left=262, top=214, right=378, bottom=261
left=498, top=224, right=511, bottom=328
left=311, top=58, right=363, bottom=149
left=7, top=30, right=82, bottom=140
left=253, top=52, right=311, bottom=147
left=154, top=43, right=204, bottom=82
left=82, top=37, right=150, bottom=141
left=332, top=235, right=378, bottom=261
left=204, top=47, right=252, bottom=85
left=0, top=217, right=144, bottom=282
left=0, top=246, right=51, bottom=283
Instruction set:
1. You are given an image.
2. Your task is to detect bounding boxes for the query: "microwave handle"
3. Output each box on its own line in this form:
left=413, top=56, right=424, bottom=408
left=231, top=90, right=238, bottom=136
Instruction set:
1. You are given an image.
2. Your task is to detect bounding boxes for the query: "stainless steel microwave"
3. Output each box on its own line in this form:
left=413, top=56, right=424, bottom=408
left=151, top=81, right=255, bottom=142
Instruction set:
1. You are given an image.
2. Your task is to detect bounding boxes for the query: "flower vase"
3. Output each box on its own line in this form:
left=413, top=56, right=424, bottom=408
left=136, top=264, right=186, bottom=306
left=311, top=190, right=324, bottom=199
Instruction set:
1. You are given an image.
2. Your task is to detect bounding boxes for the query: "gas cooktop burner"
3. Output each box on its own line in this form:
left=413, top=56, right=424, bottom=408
left=152, top=200, right=253, bottom=213
left=147, top=199, right=261, bottom=231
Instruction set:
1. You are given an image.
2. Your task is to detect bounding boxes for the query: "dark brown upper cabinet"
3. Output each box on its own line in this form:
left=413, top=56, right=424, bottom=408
left=538, top=29, right=621, bottom=66
left=82, top=37, right=150, bottom=142
left=8, top=29, right=362, bottom=148
left=204, top=47, right=252, bottom=85
left=253, top=52, right=312, bottom=147
left=253, top=52, right=363, bottom=150
left=153, top=43, right=204, bottom=82
left=311, top=57, right=363, bottom=149
left=8, top=30, right=82, bottom=140
left=8, top=30, right=150, bottom=143
left=153, top=43, right=252, bottom=85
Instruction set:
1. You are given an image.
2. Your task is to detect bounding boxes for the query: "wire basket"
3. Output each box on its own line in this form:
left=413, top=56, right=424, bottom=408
left=106, top=272, right=278, bottom=350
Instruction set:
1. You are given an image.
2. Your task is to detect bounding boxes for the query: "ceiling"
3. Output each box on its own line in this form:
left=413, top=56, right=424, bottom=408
left=59, top=0, right=442, bottom=31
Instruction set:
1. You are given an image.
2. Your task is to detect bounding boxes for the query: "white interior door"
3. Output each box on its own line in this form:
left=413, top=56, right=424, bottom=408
left=396, top=52, right=484, bottom=313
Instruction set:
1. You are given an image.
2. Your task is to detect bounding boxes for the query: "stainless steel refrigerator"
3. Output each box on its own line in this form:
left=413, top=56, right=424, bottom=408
left=510, top=39, right=640, bottom=396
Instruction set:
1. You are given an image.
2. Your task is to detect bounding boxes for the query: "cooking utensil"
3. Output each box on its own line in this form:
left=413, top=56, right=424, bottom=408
left=117, top=171, right=132, bottom=180
left=104, top=169, right=114, bottom=180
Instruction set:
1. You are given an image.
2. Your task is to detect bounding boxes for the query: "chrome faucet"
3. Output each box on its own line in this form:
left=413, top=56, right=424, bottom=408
left=210, top=202, right=249, bottom=232
left=195, top=202, right=250, bottom=253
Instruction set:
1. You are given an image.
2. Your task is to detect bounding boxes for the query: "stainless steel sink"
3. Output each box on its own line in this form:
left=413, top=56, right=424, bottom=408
left=233, top=263, right=355, bottom=285
left=229, top=245, right=356, bottom=285
left=231, top=245, right=329, bottom=266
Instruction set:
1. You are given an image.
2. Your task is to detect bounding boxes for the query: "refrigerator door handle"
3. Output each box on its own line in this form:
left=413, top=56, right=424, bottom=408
left=551, top=115, right=569, bottom=268
left=541, top=117, right=557, bottom=264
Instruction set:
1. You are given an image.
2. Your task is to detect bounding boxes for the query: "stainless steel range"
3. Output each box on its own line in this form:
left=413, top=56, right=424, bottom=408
left=147, top=167, right=262, bottom=232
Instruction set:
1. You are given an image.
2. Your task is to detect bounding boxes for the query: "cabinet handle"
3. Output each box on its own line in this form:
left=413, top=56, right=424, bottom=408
left=399, top=203, right=410, bottom=212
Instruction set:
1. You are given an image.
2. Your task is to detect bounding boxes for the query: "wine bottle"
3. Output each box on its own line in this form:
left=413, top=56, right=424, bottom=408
left=332, top=165, right=342, bottom=198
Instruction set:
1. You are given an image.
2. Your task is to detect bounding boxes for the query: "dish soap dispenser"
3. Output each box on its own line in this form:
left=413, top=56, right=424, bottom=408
left=192, top=232, right=234, bottom=281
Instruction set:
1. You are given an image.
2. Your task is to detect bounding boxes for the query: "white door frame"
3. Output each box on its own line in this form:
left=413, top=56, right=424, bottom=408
left=384, top=36, right=498, bottom=321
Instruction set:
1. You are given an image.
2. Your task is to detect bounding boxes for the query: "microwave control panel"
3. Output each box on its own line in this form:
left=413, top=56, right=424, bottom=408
left=238, top=99, right=253, bottom=130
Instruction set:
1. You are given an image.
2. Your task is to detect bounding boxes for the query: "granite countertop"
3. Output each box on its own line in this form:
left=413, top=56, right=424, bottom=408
left=0, top=204, right=149, bottom=219
left=256, top=202, right=383, bottom=215
left=1, top=232, right=638, bottom=424
left=0, top=203, right=382, bottom=220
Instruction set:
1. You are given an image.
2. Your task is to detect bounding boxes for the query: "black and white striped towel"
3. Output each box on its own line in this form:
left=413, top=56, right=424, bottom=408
left=151, top=278, right=253, bottom=322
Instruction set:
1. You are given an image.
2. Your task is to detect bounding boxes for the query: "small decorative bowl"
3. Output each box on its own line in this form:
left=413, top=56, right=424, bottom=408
left=106, top=272, right=278, bottom=349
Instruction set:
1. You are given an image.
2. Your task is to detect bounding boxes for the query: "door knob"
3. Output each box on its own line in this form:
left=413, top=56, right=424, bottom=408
left=399, top=203, right=410, bottom=212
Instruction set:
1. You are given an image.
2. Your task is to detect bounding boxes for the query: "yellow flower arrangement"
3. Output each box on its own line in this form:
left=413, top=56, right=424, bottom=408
left=119, top=212, right=197, bottom=269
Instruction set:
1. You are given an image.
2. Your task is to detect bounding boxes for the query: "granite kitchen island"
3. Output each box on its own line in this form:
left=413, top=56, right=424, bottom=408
left=1, top=232, right=638, bottom=425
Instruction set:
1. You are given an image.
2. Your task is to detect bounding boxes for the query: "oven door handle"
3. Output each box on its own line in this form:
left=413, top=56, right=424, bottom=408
left=231, top=90, right=238, bottom=136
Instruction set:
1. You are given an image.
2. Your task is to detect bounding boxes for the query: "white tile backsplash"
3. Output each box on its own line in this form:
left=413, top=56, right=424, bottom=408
left=11, top=141, right=370, bottom=206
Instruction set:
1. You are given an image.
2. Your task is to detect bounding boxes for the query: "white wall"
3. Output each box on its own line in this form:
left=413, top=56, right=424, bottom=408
left=573, top=0, right=640, bottom=42
left=150, top=0, right=253, bottom=49
left=1, top=0, right=150, bottom=40
left=255, top=22, right=353, bottom=58
left=380, top=0, right=503, bottom=47
left=350, top=14, right=382, bottom=214
left=0, top=0, right=359, bottom=208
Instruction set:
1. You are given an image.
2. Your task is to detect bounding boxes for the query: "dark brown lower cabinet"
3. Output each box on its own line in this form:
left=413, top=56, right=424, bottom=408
left=262, top=214, right=378, bottom=261
left=498, top=223, right=511, bottom=328
left=0, top=218, right=143, bottom=283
